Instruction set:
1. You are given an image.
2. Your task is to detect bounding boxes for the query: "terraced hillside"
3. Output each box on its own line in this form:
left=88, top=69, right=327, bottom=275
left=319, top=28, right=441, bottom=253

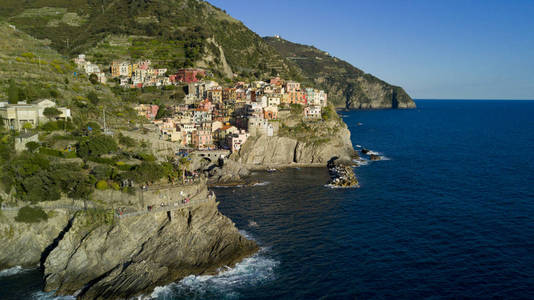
left=0, top=0, right=414, bottom=109
left=0, top=22, right=138, bottom=127
left=0, top=0, right=302, bottom=81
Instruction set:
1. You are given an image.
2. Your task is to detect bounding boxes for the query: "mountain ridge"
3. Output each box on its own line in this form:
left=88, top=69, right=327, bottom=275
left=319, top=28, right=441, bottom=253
left=264, top=36, right=415, bottom=109
left=0, top=0, right=414, bottom=109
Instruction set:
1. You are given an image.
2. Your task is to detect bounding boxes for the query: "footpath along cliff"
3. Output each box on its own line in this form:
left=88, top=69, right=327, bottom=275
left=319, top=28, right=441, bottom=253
left=0, top=183, right=258, bottom=299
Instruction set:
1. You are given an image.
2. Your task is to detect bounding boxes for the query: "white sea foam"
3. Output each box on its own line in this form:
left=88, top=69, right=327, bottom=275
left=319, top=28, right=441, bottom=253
left=238, top=229, right=255, bottom=241
left=352, top=158, right=369, bottom=166
left=150, top=249, right=278, bottom=299
left=32, top=291, right=76, bottom=300
left=253, top=181, right=270, bottom=186
left=324, top=184, right=360, bottom=189
left=365, top=150, right=381, bottom=156
left=0, top=266, right=29, bottom=277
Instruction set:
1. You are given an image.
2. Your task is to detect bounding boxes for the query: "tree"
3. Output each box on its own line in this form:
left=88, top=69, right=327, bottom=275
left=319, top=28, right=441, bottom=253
left=96, top=180, right=108, bottom=190
left=118, top=133, right=137, bottom=147
left=155, top=105, right=171, bottom=120
left=7, top=80, right=19, bottom=104
left=87, top=91, right=99, bottom=105
left=15, top=206, right=48, bottom=223
left=25, top=141, right=40, bottom=153
left=89, top=73, right=99, bottom=84
left=130, top=162, right=165, bottom=184
left=179, top=157, right=190, bottom=184
left=22, top=122, right=33, bottom=132
left=43, top=107, right=62, bottom=121
left=69, top=178, right=94, bottom=200
left=77, top=135, right=118, bottom=159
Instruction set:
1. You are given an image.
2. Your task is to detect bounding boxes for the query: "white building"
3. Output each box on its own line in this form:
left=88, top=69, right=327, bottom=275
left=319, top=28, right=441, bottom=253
left=304, top=105, right=322, bottom=119
left=226, top=130, right=250, bottom=152
left=248, top=116, right=274, bottom=137
left=0, top=99, right=71, bottom=130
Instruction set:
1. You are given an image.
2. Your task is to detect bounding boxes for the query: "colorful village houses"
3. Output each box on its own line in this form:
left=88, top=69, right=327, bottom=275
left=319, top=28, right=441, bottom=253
left=135, top=104, right=159, bottom=120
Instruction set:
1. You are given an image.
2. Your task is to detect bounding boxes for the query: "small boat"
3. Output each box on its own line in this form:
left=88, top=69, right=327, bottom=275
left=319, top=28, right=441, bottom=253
left=266, top=168, right=277, bottom=173
left=357, top=122, right=363, bottom=126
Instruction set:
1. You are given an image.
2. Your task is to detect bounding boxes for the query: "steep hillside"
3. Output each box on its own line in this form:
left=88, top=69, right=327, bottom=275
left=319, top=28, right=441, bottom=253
left=0, top=0, right=302, bottom=80
left=264, top=37, right=415, bottom=109
left=1, top=0, right=414, bottom=109
left=0, top=22, right=138, bottom=127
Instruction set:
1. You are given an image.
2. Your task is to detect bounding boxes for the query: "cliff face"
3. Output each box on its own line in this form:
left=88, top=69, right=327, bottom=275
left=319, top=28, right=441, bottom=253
left=43, top=198, right=257, bottom=299
left=0, top=183, right=257, bottom=299
left=264, top=37, right=416, bottom=109
left=235, top=123, right=355, bottom=167
left=0, top=209, right=70, bottom=269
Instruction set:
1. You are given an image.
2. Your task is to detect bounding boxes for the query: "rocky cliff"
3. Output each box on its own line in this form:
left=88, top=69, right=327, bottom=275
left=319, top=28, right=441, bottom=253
left=0, top=184, right=257, bottom=299
left=264, top=36, right=416, bottom=109
left=43, top=198, right=257, bottom=299
left=0, top=209, right=70, bottom=269
left=235, top=124, right=354, bottom=167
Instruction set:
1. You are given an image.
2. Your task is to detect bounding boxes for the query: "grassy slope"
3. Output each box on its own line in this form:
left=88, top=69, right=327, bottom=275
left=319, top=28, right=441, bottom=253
left=264, top=37, right=414, bottom=108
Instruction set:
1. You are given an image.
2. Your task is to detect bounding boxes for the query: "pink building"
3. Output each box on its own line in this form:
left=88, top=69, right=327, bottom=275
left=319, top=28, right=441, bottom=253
left=285, top=81, right=301, bottom=93
left=270, top=77, right=283, bottom=86
left=192, top=128, right=212, bottom=149
left=226, top=130, right=250, bottom=152
left=198, top=99, right=213, bottom=112
left=171, top=68, right=205, bottom=84
left=135, top=104, right=159, bottom=120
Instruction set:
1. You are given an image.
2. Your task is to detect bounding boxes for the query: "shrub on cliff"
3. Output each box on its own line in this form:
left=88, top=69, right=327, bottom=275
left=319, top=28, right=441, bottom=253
left=15, top=206, right=48, bottom=223
left=96, top=180, right=109, bottom=190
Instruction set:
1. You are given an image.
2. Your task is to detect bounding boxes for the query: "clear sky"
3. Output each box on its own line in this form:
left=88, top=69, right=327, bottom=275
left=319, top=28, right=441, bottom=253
left=209, top=0, right=534, bottom=100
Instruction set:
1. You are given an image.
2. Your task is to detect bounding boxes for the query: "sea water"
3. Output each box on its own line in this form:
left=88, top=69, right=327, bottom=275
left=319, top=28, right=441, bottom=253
left=1, top=100, right=533, bottom=299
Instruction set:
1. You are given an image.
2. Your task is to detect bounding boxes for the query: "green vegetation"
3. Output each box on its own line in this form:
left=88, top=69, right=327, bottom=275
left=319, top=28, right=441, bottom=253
left=0, top=0, right=302, bottom=81
left=290, top=104, right=303, bottom=115
left=15, top=206, right=48, bottom=223
left=43, top=107, right=62, bottom=121
left=77, top=134, right=118, bottom=160
left=118, top=133, right=137, bottom=148
left=264, top=36, right=414, bottom=108
left=1, top=153, right=94, bottom=203
left=76, top=208, right=114, bottom=228
left=25, top=141, right=40, bottom=153
left=96, top=180, right=108, bottom=190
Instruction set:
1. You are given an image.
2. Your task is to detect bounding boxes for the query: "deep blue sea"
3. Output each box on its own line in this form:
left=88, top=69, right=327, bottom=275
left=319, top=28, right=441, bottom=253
left=1, top=100, right=533, bottom=299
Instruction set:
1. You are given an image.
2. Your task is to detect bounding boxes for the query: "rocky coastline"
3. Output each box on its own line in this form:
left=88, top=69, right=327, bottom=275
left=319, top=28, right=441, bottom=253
left=0, top=105, right=361, bottom=300
left=0, top=183, right=258, bottom=299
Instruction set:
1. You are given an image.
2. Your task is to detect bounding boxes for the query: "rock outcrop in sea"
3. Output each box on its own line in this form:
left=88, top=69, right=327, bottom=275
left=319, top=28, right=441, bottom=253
left=327, top=158, right=359, bottom=188
left=236, top=119, right=355, bottom=168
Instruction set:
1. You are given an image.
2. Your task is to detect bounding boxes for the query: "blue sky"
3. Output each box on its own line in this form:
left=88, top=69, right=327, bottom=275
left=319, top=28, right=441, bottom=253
left=209, top=0, right=534, bottom=99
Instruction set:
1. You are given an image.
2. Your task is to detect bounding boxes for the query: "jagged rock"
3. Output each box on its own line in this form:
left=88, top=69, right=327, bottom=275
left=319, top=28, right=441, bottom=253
left=327, top=158, right=359, bottom=188
left=0, top=209, right=71, bottom=269
left=370, top=154, right=381, bottom=161
left=43, top=198, right=257, bottom=299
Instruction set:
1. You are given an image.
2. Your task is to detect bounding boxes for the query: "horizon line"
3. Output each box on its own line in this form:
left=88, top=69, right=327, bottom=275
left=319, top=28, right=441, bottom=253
left=414, top=98, right=534, bottom=101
